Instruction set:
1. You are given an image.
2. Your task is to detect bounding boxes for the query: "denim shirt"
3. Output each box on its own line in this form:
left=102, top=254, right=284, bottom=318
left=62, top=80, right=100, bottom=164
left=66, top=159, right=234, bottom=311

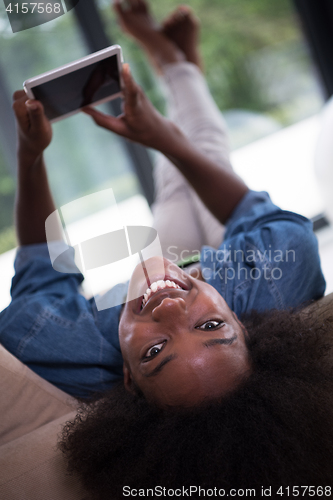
left=202, top=191, right=326, bottom=316
left=0, top=191, right=325, bottom=398
left=0, top=245, right=125, bottom=397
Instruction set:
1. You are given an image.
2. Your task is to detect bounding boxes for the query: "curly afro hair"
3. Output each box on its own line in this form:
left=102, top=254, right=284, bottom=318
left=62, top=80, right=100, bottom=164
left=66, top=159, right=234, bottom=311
left=59, top=307, right=333, bottom=499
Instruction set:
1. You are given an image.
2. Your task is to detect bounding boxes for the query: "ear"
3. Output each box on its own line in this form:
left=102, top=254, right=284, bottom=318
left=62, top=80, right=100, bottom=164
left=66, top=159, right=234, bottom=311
left=123, top=363, right=137, bottom=394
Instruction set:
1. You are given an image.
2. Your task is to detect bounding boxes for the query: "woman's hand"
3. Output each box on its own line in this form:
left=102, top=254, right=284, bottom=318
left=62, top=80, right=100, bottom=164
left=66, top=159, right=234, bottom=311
left=12, top=90, right=52, bottom=164
left=82, top=63, right=177, bottom=151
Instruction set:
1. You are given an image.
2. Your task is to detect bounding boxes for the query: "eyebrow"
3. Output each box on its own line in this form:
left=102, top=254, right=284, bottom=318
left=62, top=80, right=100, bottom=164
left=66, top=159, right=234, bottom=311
left=203, top=336, right=237, bottom=348
left=143, top=354, right=178, bottom=378
left=143, top=336, right=237, bottom=378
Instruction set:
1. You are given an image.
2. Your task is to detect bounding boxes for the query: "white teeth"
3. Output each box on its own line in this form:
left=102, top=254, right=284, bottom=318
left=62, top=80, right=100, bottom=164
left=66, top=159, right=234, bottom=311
left=141, top=279, right=183, bottom=309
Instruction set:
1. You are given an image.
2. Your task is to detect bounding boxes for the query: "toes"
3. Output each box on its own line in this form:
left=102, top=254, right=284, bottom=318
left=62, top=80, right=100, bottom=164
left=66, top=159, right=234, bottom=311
left=113, top=0, right=124, bottom=15
left=161, top=12, right=180, bottom=31
left=162, top=6, right=190, bottom=30
left=113, top=0, right=135, bottom=14
left=136, top=0, right=148, bottom=10
left=176, top=6, right=189, bottom=19
left=125, top=0, right=148, bottom=13
left=113, top=0, right=150, bottom=19
left=176, top=6, right=194, bottom=23
left=128, top=0, right=139, bottom=7
left=179, top=5, right=200, bottom=27
left=178, top=5, right=191, bottom=14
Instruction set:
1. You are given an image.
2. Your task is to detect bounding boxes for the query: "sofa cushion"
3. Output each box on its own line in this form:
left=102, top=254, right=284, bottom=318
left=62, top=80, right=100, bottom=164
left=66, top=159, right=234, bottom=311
left=0, top=344, right=77, bottom=446
left=0, top=413, right=86, bottom=500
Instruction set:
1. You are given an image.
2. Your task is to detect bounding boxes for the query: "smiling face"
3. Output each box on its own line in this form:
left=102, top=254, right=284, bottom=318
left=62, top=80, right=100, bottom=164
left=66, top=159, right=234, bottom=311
left=119, top=257, right=251, bottom=407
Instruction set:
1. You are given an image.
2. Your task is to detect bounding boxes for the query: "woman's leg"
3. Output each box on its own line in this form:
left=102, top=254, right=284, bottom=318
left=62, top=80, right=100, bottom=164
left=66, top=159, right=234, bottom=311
left=153, top=9, right=232, bottom=260
left=114, top=1, right=231, bottom=261
left=152, top=60, right=231, bottom=261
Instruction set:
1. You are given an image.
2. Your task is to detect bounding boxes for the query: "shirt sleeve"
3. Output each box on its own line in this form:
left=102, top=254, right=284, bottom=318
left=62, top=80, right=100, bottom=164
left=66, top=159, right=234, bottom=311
left=11, top=242, right=84, bottom=300
left=202, top=191, right=326, bottom=315
left=0, top=243, right=124, bottom=398
left=224, top=190, right=309, bottom=239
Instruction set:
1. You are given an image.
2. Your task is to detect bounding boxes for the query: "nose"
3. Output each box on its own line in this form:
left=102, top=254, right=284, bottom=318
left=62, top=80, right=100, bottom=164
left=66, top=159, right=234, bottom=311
left=151, top=296, right=187, bottom=323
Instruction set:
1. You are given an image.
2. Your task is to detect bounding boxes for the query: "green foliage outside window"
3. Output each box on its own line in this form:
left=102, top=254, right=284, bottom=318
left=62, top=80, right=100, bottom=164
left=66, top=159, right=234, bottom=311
left=0, top=148, right=16, bottom=253
left=100, top=0, right=323, bottom=134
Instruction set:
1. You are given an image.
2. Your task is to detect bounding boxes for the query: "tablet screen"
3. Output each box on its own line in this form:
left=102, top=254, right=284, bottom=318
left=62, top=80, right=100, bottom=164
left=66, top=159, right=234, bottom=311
left=31, top=54, right=121, bottom=120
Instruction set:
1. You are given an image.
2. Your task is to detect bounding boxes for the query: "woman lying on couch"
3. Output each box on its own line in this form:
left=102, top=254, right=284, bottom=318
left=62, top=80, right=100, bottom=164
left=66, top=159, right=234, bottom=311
left=1, top=0, right=333, bottom=497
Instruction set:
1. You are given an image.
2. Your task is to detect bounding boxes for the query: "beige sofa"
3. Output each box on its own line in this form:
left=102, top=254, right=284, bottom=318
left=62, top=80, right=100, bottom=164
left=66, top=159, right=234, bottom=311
left=0, top=346, right=86, bottom=499
left=1, top=293, right=332, bottom=500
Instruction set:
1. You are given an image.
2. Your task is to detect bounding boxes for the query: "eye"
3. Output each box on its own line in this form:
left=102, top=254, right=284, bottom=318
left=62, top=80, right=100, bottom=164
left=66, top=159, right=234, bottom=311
left=196, top=320, right=225, bottom=331
left=144, top=341, right=166, bottom=360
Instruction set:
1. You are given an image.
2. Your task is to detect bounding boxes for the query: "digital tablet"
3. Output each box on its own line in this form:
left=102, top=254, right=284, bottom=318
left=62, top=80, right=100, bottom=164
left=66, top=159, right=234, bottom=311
left=24, top=45, right=123, bottom=123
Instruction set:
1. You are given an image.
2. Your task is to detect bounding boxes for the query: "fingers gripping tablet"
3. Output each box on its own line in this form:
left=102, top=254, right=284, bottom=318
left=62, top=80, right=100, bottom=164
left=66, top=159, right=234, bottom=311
left=23, top=45, right=124, bottom=122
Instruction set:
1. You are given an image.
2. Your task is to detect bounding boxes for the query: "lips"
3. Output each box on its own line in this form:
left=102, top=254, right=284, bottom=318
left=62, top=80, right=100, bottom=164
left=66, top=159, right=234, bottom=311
left=142, top=279, right=183, bottom=309
left=133, top=268, right=190, bottom=314
left=136, top=273, right=189, bottom=313
left=140, top=287, right=187, bottom=313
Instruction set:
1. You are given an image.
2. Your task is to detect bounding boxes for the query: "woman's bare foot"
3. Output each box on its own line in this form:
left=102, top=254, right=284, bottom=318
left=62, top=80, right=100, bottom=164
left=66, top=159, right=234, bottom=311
left=161, top=5, right=203, bottom=71
left=113, top=0, right=185, bottom=72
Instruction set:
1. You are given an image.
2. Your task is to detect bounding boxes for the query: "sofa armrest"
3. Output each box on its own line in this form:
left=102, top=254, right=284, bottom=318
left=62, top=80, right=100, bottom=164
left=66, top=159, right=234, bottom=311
left=0, top=412, right=86, bottom=500
left=0, top=344, right=78, bottom=446
left=301, top=292, right=333, bottom=320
